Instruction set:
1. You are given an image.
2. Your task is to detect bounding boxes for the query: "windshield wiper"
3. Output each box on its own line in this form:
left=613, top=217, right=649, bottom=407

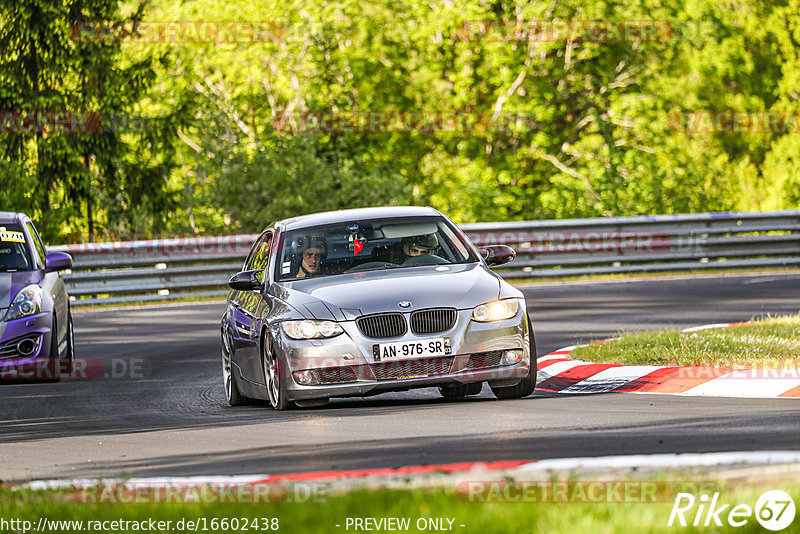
left=355, top=263, right=403, bottom=273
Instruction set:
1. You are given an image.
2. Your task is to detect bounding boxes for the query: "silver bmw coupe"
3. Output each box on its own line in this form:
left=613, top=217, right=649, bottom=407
left=221, top=206, right=535, bottom=409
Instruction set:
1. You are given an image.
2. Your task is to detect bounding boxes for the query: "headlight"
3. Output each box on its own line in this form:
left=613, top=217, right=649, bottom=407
left=281, top=320, right=344, bottom=340
left=471, top=298, right=519, bottom=322
left=5, top=284, right=43, bottom=321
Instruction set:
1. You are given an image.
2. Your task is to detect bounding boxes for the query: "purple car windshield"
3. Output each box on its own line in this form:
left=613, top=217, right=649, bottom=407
left=0, top=223, right=33, bottom=272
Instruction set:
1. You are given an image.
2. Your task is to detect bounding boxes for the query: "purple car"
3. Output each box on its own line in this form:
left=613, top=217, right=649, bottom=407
left=0, top=212, right=74, bottom=381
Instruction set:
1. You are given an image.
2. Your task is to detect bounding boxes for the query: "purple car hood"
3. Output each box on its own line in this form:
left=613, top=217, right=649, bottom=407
left=280, top=262, right=501, bottom=320
left=0, top=271, right=41, bottom=313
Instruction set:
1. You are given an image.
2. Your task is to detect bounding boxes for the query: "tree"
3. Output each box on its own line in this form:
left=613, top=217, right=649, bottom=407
left=0, top=0, right=179, bottom=241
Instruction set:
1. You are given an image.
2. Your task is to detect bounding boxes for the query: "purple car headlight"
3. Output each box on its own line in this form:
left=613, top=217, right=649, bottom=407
left=4, top=284, right=43, bottom=321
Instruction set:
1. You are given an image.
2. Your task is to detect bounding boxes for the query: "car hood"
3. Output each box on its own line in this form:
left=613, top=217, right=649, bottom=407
left=277, top=263, right=501, bottom=320
left=0, top=271, right=41, bottom=312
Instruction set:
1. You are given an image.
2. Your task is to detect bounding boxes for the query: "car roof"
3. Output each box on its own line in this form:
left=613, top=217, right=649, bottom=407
left=0, top=211, right=24, bottom=224
left=276, top=206, right=442, bottom=232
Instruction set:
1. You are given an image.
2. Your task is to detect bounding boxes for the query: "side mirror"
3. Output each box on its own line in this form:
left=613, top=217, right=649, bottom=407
left=45, top=251, right=73, bottom=272
left=228, top=270, right=264, bottom=291
left=479, top=245, right=516, bottom=267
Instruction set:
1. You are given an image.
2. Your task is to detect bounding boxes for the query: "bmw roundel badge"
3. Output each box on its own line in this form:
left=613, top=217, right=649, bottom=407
left=398, top=301, right=411, bottom=308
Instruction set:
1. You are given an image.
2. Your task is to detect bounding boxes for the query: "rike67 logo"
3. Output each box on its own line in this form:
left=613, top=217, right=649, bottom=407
left=669, top=490, right=796, bottom=531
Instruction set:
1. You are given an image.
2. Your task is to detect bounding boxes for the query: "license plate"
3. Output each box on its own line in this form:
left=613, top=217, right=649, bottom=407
left=373, top=338, right=450, bottom=361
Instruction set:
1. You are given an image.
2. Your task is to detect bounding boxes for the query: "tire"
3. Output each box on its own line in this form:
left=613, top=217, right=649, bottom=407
left=222, top=329, right=250, bottom=406
left=439, top=381, right=483, bottom=399
left=44, top=314, right=61, bottom=382
left=262, top=332, right=293, bottom=411
left=58, top=310, right=75, bottom=376
left=491, top=314, right=537, bottom=400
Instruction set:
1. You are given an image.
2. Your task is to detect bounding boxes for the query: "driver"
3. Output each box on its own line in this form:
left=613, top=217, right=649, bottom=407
left=402, top=234, right=438, bottom=258
left=295, top=235, right=327, bottom=278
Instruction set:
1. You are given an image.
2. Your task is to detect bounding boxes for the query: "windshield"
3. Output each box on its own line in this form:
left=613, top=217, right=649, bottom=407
left=275, top=216, right=478, bottom=282
left=0, top=223, right=32, bottom=272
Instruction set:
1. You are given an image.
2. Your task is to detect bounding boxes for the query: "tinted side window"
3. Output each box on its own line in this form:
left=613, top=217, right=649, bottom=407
left=25, top=222, right=46, bottom=267
left=249, top=232, right=273, bottom=282
left=243, top=234, right=264, bottom=271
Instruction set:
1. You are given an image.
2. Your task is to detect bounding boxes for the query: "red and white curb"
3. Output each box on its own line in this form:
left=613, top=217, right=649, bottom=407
left=536, top=322, right=800, bottom=398
left=16, top=451, right=800, bottom=493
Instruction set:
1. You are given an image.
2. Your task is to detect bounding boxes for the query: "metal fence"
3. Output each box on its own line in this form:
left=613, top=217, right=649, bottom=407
left=49, top=210, right=800, bottom=306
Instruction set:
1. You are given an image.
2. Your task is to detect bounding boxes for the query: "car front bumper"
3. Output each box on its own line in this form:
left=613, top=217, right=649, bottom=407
left=274, top=306, right=531, bottom=401
left=0, top=312, right=56, bottom=379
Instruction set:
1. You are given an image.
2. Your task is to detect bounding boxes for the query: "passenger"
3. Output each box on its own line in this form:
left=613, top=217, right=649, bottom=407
left=402, top=234, right=438, bottom=258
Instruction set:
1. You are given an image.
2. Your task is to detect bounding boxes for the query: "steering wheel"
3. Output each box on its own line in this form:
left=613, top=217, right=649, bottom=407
left=345, top=261, right=399, bottom=273
left=402, top=254, right=449, bottom=266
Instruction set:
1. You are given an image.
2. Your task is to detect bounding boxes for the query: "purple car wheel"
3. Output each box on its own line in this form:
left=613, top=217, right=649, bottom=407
left=43, top=314, right=62, bottom=382
left=58, top=311, right=75, bottom=376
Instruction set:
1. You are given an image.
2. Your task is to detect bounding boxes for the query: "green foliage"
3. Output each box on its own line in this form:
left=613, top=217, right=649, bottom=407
left=0, top=0, right=179, bottom=241
left=2, top=0, right=799, bottom=239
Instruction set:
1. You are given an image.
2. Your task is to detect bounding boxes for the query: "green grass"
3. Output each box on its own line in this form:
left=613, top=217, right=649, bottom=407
left=2, top=476, right=798, bottom=533
left=571, top=313, right=800, bottom=367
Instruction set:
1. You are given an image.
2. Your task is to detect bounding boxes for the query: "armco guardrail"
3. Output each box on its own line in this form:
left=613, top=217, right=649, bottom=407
left=49, top=210, right=800, bottom=306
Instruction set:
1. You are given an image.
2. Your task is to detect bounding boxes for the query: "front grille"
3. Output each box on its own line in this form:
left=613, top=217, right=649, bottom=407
left=370, top=356, right=454, bottom=381
left=0, top=335, right=40, bottom=360
left=315, top=366, right=358, bottom=384
left=464, top=350, right=505, bottom=370
left=410, top=308, right=457, bottom=335
left=356, top=313, right=407, bottom=339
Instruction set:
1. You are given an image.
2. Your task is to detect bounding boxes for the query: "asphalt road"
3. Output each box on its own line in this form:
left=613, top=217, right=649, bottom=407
left=1, top=272, right=799, bottom=482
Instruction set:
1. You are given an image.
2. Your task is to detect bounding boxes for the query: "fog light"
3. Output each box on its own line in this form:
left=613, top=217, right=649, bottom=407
left=294, top=370, right=317, bottom=385
left=16, top=338, right=38, bottom=357
left=501, top=349, right=523, bottom=366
